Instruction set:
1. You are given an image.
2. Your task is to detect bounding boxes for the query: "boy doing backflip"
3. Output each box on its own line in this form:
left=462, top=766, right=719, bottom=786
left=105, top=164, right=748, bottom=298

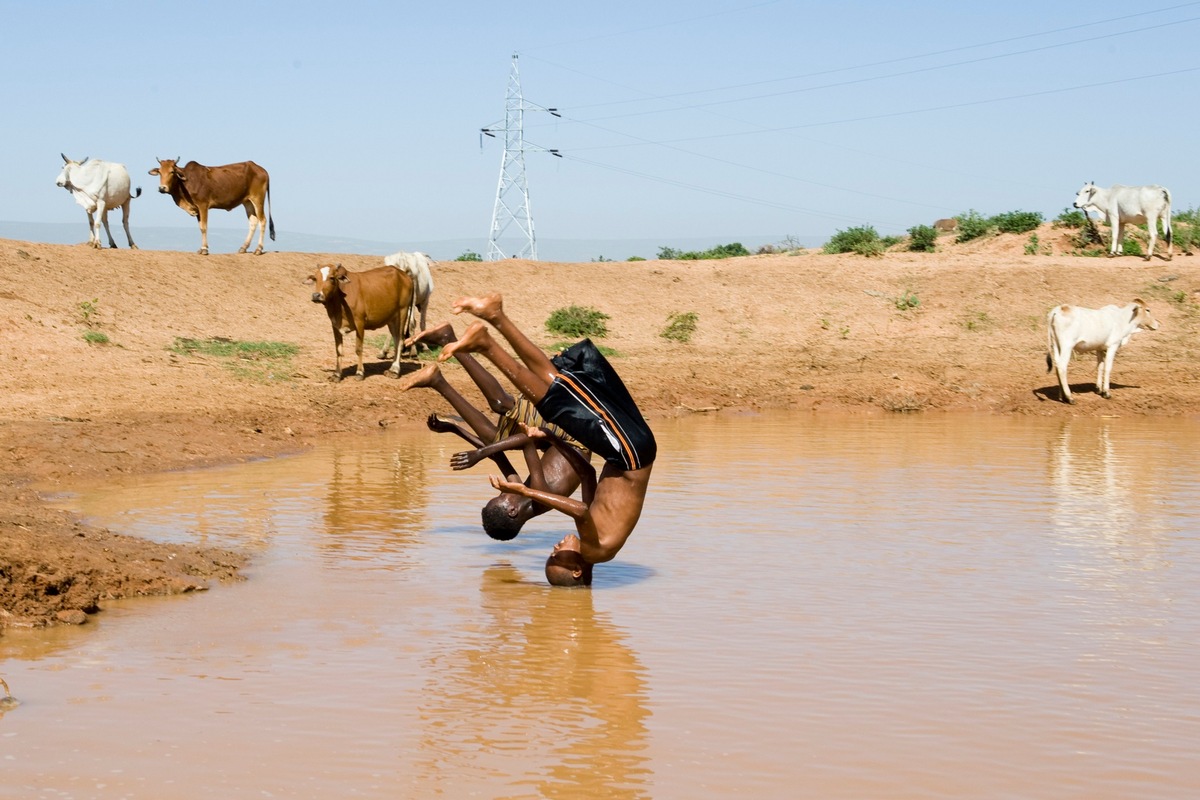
left=439, top=293, right=657, bottom=587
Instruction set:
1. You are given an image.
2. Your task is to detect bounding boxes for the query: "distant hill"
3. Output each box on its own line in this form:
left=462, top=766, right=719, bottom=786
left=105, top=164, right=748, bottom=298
left=0, top=221, right=816, bottom=263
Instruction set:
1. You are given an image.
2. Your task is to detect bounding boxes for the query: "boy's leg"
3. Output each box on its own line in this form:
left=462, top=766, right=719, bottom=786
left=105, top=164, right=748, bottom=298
left=449, top=294, right=559, bottom=384
left=398, top=364, right=498, bottom=441
left=408, top=320, right=514, bottom=416
left=440, top=321, right=553, bottom=405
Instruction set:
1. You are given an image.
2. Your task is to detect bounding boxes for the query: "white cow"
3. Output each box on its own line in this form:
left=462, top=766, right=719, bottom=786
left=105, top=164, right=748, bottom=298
left=383, top=250, right=434, bottom=346
left=1072, top=182, right=1173, bottom=261
left=55, top=154, right=140, bottom=249
left=1045, top=299, right=1160, bottom=404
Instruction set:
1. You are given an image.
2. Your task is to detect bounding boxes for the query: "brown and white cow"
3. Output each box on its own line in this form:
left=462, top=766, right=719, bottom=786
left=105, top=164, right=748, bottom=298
left=149, top=158, right=275, bottom=255
left=306, top=263, right=414, bottom=381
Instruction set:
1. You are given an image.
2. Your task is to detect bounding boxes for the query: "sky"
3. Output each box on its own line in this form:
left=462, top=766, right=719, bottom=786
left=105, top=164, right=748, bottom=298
left=4, top=1, right=1200, bottom=261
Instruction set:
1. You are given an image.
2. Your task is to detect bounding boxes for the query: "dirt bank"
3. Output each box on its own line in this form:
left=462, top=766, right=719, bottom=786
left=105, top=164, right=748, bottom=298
left=2, top=230, right=1198, bottom=628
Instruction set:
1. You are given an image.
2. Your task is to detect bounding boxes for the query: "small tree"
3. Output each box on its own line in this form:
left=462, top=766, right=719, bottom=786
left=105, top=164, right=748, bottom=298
left=992, top=210, right=1044, bottom=235
left=907, top=225, right=937, bottom=252
left=824, top=225, right=885, bottom=256
left=454, top=250, right=483, bottom=262
left=954, top=210, right=993, bottom=243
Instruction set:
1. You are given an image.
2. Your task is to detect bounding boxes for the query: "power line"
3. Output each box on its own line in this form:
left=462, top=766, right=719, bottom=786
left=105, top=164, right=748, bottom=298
left=523, top=2, right=1200, bottom=115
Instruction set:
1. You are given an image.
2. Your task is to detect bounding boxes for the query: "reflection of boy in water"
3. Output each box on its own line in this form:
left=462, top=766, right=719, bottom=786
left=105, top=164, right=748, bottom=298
left=401, top=322, right=590, bottom=541
left=439, top=293, right=657, bottom=587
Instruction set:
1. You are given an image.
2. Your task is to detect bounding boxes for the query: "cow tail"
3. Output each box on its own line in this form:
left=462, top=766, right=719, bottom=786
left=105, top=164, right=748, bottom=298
left=267, top=184, right=276, bottom=241
left=133, top=187, right=143, bottom=199
left=1045, top=310, right=1055, bottom=373
left=1163, top=188, right=1173, bottom=247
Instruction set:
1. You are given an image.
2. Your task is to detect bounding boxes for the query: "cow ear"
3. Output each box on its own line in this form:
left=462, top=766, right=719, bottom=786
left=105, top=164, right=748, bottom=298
left=304, top=275, right=315, bottom=285
left=149, top=168, right=160, bottom=176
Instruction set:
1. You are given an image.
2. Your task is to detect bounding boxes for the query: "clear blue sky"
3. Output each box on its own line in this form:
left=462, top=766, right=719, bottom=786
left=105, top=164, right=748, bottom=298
left=4, top=1, right=1199, bottom=255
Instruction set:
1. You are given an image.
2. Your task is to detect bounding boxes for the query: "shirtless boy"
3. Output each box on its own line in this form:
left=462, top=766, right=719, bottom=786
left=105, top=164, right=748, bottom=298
left=438, top=293, right=657, bottom=587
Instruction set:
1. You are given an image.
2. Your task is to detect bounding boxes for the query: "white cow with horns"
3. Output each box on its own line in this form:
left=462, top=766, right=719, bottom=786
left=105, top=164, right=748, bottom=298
left=55, top=154, right=140, bottom=249
left=1072, top=182, right=1173, bottom=261
left=1045, top=299, right=1160, bottom=404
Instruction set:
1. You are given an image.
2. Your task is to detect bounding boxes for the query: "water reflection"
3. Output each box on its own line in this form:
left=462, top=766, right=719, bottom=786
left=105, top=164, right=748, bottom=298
left=314, top=437, right=431, bottom=565
left=415, top=564, right=651, bottom=799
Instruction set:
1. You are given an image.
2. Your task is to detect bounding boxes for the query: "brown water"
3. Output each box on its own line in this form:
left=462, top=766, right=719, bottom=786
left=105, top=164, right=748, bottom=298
left=2, top=413, right=1199, bottom=799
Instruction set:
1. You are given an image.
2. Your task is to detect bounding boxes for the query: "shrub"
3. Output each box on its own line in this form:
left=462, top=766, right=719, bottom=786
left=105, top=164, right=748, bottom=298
left=545, top=306, right=609, bottom=338
left=1120, top=236, right=1144, bottom=257
left=954, top=210, right=994, bottom=243
left=1024, top=234, right=1040, bottom=255
left=627, top=256, right=646, bottom=261
left=824, top=225, right=884, bottom=256
left=661, top=311, right=698, bottom=343
left=907, top=224, right=938, bottom=252
left=758, top=235, right=806, bottom=255
left=83, top=330, right=110, bottom=345
left=1054, top=207, right=1086, bottom=228
left=454, top=250, right=483, bottom=262
left=657, top=242, right=751, bottom=260
left=893, top=291, right=920, bottom=311
left=993, top=210, right=1044, bottom=234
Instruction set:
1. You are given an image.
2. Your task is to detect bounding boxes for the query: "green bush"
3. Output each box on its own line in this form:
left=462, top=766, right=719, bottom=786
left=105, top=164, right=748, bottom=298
left=661, top=311, right=698, bottom=343
left=1054, top=207, right=1086, bottom=228
left=657, top=242, right=751, bottom=260
left=1120, top=236, right=1144, bottom=257
left=824, top=225, right=885, bottom=256
left=907, top=224, right=938, bottom=252
left=545, top=306, right=609, bottom=338
left=955, top=210, right=994, bottom=243
left=993, top=210, right=1044, bottom=234
left=454, top=250, right=483, bottom=262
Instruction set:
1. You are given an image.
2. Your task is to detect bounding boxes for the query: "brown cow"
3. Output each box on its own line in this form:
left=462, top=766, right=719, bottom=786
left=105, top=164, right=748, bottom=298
left=306, top=263, right=415, bottom=381
left=933, top=218, right=958, bottom=233
left=149, top=158, right=275, bottom=255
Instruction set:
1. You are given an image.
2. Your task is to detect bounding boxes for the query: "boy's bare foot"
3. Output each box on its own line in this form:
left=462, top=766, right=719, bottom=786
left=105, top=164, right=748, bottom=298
left=397, top=363, right=441, bottom=390
left=438, top=321, right=492, bottom=362
left=449, top=293, right=504, bottom=323
left=405, top=321, right=456, bottom=350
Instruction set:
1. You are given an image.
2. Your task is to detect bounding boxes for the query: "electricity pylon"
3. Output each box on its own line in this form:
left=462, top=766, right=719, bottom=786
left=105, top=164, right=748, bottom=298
left=481, top=54, right=560, bottom=261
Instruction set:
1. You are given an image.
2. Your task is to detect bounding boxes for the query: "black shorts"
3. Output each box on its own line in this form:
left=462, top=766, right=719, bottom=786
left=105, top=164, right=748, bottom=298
left=536, top=339, right=657, bottom=471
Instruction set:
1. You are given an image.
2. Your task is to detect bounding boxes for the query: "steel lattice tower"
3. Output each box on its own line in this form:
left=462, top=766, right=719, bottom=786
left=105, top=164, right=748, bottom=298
left=483, top=54, right=559, bottom=261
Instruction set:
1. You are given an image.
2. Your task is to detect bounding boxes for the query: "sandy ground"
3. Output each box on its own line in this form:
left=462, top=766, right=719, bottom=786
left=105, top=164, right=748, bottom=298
left=2, top=228, right=1199, bottom=629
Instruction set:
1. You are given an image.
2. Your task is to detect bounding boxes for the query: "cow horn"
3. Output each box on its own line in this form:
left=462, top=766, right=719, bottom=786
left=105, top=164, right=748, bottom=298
left=61, top=153, right=69, bottom=163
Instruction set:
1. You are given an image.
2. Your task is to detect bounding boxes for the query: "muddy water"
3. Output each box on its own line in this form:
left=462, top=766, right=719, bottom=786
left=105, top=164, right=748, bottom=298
left=3, top=413, right=1200, bottom=799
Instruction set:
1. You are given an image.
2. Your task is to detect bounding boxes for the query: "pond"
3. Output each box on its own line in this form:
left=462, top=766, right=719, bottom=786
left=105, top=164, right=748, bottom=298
left=2, top=412, right=1199, bottom=799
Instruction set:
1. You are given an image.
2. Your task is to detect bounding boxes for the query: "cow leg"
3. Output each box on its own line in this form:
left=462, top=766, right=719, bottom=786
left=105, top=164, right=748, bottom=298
left=385, top=315, right=404, bottom=378
left=1095, top=349, right=1110, bottom=399
left=120, top=200, right=137, bottom=249
left=354, top=325, right=367, bottom=381
left=198, top=207, right=210, bottom=255
left=85, top=209, right=101, bottom=249
left=1146, top=219, right=1157, bottom=262
left=239, top=200, right=257, bottom=254
left=1109, top=219, right=1122, bottom=256
left=99, top=206, right=118, bottom=249
left=330, top=325, right=345, bottom=381
left=1164, top=213, right=1174, bottom=261
left=1099, top=348, right=1120, bottom=399
left=254, top=201, right=267, bottom=255
left=1053, top=349, right=1073, bottom=404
